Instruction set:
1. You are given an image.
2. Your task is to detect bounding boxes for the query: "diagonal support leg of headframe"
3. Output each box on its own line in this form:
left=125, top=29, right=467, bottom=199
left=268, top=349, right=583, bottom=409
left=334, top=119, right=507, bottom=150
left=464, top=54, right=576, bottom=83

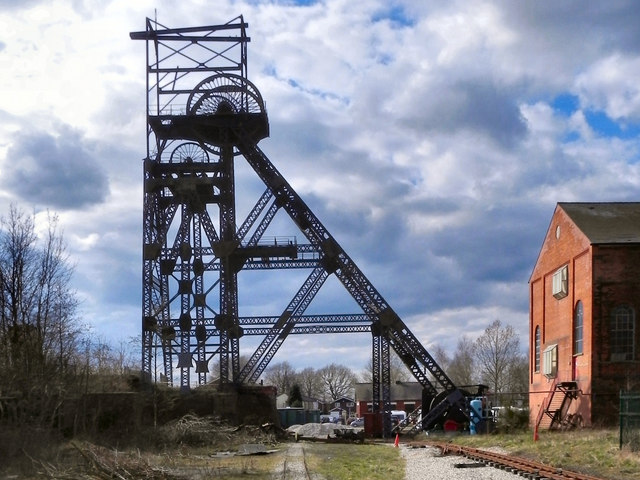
left=238, top=267, right=328, bottom=383
left=235, top=131, right=467, bottom=428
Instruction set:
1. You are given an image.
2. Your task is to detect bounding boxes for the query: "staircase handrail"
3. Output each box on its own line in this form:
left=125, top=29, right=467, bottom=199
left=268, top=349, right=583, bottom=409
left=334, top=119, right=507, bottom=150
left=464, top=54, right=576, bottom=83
left=535, top=377, right=559, bottom=431
left=392, top=405, right=422, bottom=434
left=555, top=382, right=581, bottom=429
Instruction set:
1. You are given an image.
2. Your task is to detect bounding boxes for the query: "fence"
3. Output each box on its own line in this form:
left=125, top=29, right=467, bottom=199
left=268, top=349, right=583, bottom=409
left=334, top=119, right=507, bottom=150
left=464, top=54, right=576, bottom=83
left=619, top=391, right=640, bottom=450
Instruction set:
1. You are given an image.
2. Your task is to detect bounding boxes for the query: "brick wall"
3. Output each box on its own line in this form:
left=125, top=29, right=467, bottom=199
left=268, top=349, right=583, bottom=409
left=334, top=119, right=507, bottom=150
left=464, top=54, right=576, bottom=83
left=530, top=206, right=640, bottom=427
left=529, top=206, right=591, bottom=426
left=591, top=244, right=640, bottom=424
left=56, top=384, right=278, bottom=437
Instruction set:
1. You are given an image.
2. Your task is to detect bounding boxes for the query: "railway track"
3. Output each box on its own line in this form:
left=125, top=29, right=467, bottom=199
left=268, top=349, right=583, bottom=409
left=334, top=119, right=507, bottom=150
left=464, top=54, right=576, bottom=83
left=414, top=441, right=606, bottom=480
left=279, top=443, right=311, bottom=480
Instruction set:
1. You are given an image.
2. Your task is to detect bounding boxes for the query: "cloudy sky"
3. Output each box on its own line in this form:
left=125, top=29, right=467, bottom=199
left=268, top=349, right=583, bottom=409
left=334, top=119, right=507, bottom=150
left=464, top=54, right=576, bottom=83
left=2, top=0, right=640, bottom=378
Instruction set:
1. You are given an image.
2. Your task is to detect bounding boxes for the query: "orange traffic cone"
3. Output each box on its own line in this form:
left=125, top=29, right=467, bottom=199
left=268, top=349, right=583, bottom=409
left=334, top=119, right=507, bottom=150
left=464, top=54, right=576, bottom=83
left=394, top=433, right=399, bottom=447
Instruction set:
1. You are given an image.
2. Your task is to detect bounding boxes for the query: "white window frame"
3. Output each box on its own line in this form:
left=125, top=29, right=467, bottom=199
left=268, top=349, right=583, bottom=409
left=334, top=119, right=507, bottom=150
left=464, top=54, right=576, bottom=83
left=552, top=266, right=568, bottom=300
left=534, top=326, right=541, bottom=372
left=543, top=344, right=558, bottom=378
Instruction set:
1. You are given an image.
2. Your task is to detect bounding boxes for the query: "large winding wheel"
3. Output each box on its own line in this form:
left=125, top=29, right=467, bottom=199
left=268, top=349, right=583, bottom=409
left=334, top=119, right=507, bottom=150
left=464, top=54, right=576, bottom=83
left=187, top=73, right=266, bottom=116
left=185, top=74, right=269, bottom=147
left=169, top=141, right=210, bottom=164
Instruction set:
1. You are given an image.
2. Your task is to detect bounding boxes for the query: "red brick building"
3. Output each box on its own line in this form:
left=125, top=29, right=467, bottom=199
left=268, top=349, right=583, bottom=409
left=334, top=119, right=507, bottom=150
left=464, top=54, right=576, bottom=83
left=530, top=202, right=640, bottom=429
left=354, top=381, right=422, bottom=417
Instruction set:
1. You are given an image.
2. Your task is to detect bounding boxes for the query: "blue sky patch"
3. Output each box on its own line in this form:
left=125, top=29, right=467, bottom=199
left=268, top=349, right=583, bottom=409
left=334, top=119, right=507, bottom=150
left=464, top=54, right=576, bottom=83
left=585, top=110, right=640, bottom=139
left=551, top=93, right=579, bottom=116
left=247, top=0, right=318, bottom=5
left=561, top=131, right=581, bottom=143
left=551, top=94, right=640, bottom=139
left=372, top=5, right=414, bottom=28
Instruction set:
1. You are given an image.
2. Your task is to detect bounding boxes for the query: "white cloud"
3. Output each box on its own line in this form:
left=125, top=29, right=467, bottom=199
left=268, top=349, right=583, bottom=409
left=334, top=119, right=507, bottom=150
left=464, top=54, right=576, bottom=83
left=2, top=0, right=640, bottom=379
left=575, top=53, right=640, bottom=121
left=426, top=2, right=516, bottom=67
left=410, top=304, right=528, bottom=354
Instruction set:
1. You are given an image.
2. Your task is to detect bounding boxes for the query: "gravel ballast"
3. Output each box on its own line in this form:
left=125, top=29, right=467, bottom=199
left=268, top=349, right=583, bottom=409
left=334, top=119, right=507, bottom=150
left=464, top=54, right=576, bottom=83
left=399, top=444, right=522, bottom=480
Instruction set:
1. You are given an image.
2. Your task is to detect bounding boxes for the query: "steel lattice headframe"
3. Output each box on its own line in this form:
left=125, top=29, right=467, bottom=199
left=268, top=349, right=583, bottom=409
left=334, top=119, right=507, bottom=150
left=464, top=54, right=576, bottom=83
left=130, top=16, right=468, bottom=436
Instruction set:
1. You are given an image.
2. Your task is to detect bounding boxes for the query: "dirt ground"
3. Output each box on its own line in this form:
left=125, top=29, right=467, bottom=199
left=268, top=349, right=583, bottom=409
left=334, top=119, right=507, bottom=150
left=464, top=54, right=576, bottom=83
left=2, top=415, right=286, bottom=479
left=3, top=415, right=379, bottom=479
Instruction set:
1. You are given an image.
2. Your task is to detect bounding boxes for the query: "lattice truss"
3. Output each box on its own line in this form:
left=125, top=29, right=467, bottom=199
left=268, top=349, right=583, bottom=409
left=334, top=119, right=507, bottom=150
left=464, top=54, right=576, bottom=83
left=130, top=17, right=465, bottom=432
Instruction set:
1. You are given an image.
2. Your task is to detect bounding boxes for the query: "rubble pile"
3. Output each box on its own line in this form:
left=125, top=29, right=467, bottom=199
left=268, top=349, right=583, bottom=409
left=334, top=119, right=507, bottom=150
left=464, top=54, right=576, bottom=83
left=156, top=414, right=282, bottom=448
left=28, top=441, right=180, bottom=480
left=286, top=422, right=360, bottom=439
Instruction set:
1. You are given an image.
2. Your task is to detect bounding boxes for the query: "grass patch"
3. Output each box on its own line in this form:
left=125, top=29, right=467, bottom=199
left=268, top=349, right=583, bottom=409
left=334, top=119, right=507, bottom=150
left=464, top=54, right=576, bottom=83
left=443, top=429, right=640, bottom=480
left=305, top=442, right=404, bottom=480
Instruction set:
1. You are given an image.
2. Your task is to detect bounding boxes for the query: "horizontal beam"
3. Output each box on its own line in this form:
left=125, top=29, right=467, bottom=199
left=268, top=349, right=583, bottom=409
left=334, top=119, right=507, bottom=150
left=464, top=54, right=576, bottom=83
left=152, top=66, right=242, bottom=75
left=244, top=325, right=371, bottom=335
left=131, top=21, right=249, bottom=40
left=239, top=314, right=371, bottom=325
left=131, top=33, right=249, bottom=43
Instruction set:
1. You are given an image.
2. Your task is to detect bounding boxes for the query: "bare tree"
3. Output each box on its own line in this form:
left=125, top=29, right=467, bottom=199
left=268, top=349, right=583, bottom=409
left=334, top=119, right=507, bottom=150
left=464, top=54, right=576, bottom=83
left=71, top=336, right=139, bottom=393
left=298, top=366, right=322, bottom=399
left=0, top=205, right=83, bottom=427
left=448, top=336, right=477, bottom=387
left=360, top=351, right=412, bottom=384
left=263, top=361, right=298, bottom=395
left=0, top=206, right=80, bottom=393
left=318, top=363, right=355, bottom=401
left=474, top=319, right=522, bottom=405
left=431, top=344, right=450, bottom=369
left=428, top=344, right=450, bottom=385
left=504, top=352, right=530, bottom=407
left=208, top=354, right=250, bottom=384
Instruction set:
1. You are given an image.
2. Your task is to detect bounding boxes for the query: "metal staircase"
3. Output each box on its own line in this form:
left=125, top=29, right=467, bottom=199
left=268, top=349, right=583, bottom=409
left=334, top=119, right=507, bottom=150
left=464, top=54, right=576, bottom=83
left=392, top=405, right=423, bottom=435
left=536, top=381, right=580, bottom=430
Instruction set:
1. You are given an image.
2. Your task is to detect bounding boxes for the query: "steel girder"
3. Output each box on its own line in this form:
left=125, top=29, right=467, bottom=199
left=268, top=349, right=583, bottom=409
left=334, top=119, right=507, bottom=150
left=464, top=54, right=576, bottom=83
left=236, top=140, right=466, bottom=427
left=218, top=142, right=239, bottom=384
left=132, top=18, right=467, bottom=431
left=238, top=266, right=329, bottom=384
left=236, top=141, right=457, bottom=390
left=243, top=325, right=371, bottom=335
left=240, top=313, right=370, bottom=325
left=153, top=314, right=372, bottom=336
left=133, top=17, right=253, bottom=388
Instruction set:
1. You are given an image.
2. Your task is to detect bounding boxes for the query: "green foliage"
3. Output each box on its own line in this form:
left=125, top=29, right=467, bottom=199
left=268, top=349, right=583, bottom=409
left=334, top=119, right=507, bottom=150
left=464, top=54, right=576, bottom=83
left=288, top=384, right=303, bottom=408
left=494, top=407, right=530, bottom=433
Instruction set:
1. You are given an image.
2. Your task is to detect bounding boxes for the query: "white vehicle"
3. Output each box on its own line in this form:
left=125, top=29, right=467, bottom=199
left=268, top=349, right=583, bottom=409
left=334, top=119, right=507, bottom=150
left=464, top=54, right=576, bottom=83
left=390, top=410, right=406, bottom=425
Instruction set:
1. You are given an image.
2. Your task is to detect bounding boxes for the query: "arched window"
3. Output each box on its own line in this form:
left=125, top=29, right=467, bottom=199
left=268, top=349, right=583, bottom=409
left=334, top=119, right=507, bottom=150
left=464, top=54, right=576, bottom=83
left=611, top=305, right=635, bottom=361
left=534, top=326, right=541, bottom=372
left=574, top=301, right=583, bottom=355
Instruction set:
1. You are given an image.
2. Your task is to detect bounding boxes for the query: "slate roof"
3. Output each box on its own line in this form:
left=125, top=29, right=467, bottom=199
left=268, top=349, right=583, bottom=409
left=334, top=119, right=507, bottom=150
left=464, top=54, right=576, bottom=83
left=559, top=202, right=640, bottom=244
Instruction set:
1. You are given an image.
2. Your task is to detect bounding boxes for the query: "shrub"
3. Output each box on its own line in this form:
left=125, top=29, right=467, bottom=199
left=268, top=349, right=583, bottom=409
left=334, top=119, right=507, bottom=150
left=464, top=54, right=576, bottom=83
left=494, top=407, right=529, bottom=433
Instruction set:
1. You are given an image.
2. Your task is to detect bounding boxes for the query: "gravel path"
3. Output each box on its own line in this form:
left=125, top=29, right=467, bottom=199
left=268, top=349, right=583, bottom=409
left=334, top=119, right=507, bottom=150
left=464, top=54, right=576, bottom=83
left=277, top=433, right=524, bottom=480
left=399, top=444, right=522, bottom=480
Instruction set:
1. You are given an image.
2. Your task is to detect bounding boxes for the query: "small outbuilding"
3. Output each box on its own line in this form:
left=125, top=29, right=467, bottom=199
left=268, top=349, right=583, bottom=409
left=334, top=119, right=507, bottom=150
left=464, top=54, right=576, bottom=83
left=354, top=381, right=422, bottom=417
left=530, top=202, right=640, bottom=429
